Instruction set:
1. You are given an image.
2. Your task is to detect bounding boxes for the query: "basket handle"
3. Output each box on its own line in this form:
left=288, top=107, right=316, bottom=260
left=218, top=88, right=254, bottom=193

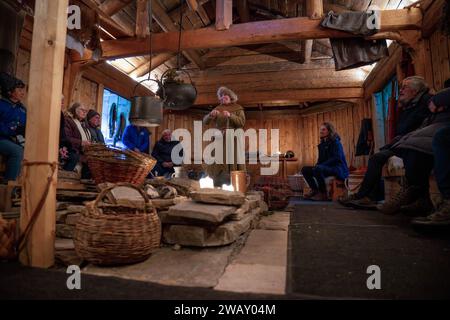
left=94, top=183, right=150, bottom=213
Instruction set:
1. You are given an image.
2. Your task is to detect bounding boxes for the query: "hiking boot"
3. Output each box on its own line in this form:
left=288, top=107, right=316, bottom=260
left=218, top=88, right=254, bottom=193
left=377, top=186, right=420, bottom=215
left=347, top=196, right=377, bottom=210
left=412, top=199, right=450, bottom=226
left=338, top=193, right=361, bottom=207
left=310, top=192, right=329, bottom=201
left=401, top=196, right=434, bottom=217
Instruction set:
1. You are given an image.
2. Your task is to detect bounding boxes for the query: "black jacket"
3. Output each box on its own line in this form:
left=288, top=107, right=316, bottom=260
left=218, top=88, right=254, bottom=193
left=317, top=136, right=349, bottom=180
left=396, top=90, right=432, bottom=137
left=151, top=139, right=183, bottom=164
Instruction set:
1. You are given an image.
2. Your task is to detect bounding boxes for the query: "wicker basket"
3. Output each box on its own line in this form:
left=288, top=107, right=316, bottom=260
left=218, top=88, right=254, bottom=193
left=85, top=144, right=156, bottom=185
left=74, top=183, right=161, bottom=266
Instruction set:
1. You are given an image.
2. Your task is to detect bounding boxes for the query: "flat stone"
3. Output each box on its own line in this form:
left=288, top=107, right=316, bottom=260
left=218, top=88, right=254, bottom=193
left=65, top=213, right=81, bottom=226
left=215, top=264, right=286, bottom=295
left=229, top=200, right=250, bottom=221
left=158, top=185, right=178, bottom=199
left=163, top=211, right=257, bottom=247
left=84, top=246, right=233, bottom=288
left=167, top=178, right=200, bottom=196
left=247, top=199, right=259, bottom=209
left=233, top=229, right=287, bottom=267
left=56, top=224, right=75, bottom=239
left=152, top=196, right=187, bottom=210
left=259, top=200, right=269, bottom=213
left=246, top=191, right=263, bottom=202
left=145, top=184, right=160, bottom=199
left=56, top=210, right=69, bottom=223
left=257, top=212, right=290, bottom=231
left=158, top=210, right=216, bottom=227
left=167, top=200, right=237, bottom=224
left=55, top=238, right=75, bottom=250
left=55, top=249, right=83, bottom=266
left=190, top=189, right=246, bottom=206
left=67, top=205, right=85, bottom=213
left=57, top=202, right=72, bottom=210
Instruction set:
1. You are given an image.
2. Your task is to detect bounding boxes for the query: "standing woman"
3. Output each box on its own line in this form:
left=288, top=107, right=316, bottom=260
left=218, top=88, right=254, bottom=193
left=203, top=87, right=246, bottom=187
left=301, top=122, right=349, bottom=201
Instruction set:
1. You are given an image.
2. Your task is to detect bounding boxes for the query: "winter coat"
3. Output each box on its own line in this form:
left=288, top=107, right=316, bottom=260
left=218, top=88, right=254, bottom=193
left=64, top=113, right=91, bottom=155
left=316, top=136, right=349, bottom=180
left=87, top=125, right=105, bottom=144
left=393, top=110, right=450, bottom=155
left=122, top=125, right=150, bottom=153
left=0, top=98, right=26, bottom=142
left=152, top=139, right=183, bottom=164
left=395, top=89, right=432, bottom=137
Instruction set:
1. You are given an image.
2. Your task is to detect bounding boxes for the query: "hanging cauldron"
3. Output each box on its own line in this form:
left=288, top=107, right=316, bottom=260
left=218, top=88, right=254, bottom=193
left=157, top=69, right=197, bottom=110
left=130, top=79, right=165, bottom=127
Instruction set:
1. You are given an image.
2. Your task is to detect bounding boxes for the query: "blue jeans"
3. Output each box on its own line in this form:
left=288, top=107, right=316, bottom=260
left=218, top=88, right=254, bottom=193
left=301, top=165, right=339, bottom=193
left=432, top=126, right=450, bottom=199
left=0, top=139, right=24, bottom=182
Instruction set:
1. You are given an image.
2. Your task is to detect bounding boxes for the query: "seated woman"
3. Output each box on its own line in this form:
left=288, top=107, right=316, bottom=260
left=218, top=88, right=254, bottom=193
left=0, top=73, right=26, bottom=183
left=301, top=122, right=349, bottom=201
left=122, top=124, right=150, bottom=154
left=151, top=129, right=183, bottom=177
left=64, top=103, right=92, bottom=178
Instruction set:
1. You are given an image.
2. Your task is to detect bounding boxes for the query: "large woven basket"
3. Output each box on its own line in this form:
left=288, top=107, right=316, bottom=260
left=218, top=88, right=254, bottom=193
left=74, top=183, right=161, bottom=266
left=85, top=144, right=156, bottom=185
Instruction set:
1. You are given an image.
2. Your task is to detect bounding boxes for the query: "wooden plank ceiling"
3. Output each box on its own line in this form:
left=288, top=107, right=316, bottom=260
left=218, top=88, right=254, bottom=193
left=92, top=0, right=415, bottom=108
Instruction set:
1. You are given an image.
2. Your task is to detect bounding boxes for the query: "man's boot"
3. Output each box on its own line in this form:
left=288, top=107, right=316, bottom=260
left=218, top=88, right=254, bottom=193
left=377, top=186, right=420, bottom=215
left=347, top=196, right=378, bottom=210
left=412, top=199, right=450, bottom=226
left=338, top=193, right=361, bottom=207
left=401, top=196, right=435, bottom=217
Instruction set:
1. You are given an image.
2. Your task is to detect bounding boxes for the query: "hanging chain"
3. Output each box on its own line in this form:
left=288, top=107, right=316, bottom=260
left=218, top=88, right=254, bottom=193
left=148, top=0, right=154, bottom=80
left=176, top=0, right=184, bottom=70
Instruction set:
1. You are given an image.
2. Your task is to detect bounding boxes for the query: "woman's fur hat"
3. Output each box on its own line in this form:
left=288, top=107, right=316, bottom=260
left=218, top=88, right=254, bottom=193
left=217, top=86, right=238, bottom=103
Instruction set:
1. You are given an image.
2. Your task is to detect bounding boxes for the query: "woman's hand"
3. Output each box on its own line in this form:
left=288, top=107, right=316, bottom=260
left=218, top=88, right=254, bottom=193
left=222, top=111, right=231, bottom=118
left=209, top=110, right=219, bottom=118
left=59, top=147, right=69, bottom=160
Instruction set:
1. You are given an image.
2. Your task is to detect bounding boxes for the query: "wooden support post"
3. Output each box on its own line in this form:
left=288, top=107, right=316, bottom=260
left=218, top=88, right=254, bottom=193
left=216, top=0, right=233, bottom=30
left=186, top=0, right=199, bottom=12
left=236, top=0, right=250, bottom=23
left=20, top=0, right=68, bottom=267
left=96, top=83, right=105, bottom=116
left=303, top=0, right=323, bottom=64
left=136, top=0, right=149, bottom=38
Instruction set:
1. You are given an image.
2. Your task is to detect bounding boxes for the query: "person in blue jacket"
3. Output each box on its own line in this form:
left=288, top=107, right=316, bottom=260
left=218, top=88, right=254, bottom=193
left=122, top=123, right=150, bottom=154
left=0, top=73, right=26, bottom=183
left=301, top=122, right=349, bottom=201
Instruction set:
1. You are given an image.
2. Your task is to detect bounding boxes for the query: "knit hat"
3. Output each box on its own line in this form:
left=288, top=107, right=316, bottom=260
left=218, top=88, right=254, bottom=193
left=0, top=72, right=25, bottom=97
left=432, top=88, right=450, bottom=108
left=86, top=109, right=100, bottom=121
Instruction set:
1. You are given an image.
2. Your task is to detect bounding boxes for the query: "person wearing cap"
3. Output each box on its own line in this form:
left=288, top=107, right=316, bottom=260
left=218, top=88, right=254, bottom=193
left=203, top=86, right=246, bottom=187
left=86, top=109, right=105, bottom=144
left=151, top=129, right=183, bottom=177
left=378, top=88, right=450, bottom=215
left=0, top=72, right=27, bottom=182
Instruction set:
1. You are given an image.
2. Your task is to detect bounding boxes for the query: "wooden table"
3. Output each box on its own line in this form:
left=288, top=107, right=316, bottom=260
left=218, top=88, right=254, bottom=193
left=279, top=157, right=298, bottom=178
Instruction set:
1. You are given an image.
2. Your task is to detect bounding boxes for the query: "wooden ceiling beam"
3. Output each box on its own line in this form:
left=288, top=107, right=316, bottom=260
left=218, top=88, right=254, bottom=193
left=151, top=0, right=205, bottom=69
left=193, top=87, right=365, bottom=105
left=216, top=0, right=233, bottom=30
left=101, top=8, right=423, bottom=59
left=422, top=0, right=446, bottom=38
left=99, top=0, right=134, bottom=16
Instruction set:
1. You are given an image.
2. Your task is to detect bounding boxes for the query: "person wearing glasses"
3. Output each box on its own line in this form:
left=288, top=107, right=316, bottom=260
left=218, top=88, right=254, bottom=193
left=64, top=102, right=92, bottom=178
left=339, top=76, right=433, bottom=210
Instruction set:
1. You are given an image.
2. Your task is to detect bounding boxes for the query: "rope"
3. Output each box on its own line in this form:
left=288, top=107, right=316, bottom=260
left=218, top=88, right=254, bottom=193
left=15, top=160, right=58, bottom=260
left=177, top=0, right=184, bottom=70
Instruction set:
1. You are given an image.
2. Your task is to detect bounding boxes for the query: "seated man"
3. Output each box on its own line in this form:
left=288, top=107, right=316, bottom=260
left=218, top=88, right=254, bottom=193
left=86, top=110, right=105, bottom=144
left=122, top=124, right=150, bottom=154
left=413, top=124, right=450, bottom=225
left=151, top=129, right=183, bottom=177
left=301, top=122, right=349, bottom=201
left=0, top=73, right=26, bottom=183
left=340, top=76, right=432, bottom=209
left=377, top=88, right=450, bottom=215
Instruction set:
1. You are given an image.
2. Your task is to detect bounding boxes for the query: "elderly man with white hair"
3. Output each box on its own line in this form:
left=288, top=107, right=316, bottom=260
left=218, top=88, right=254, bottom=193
left=151, top=129, right=183, bottom=178
left=340, top=76, right=433, bottom=210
